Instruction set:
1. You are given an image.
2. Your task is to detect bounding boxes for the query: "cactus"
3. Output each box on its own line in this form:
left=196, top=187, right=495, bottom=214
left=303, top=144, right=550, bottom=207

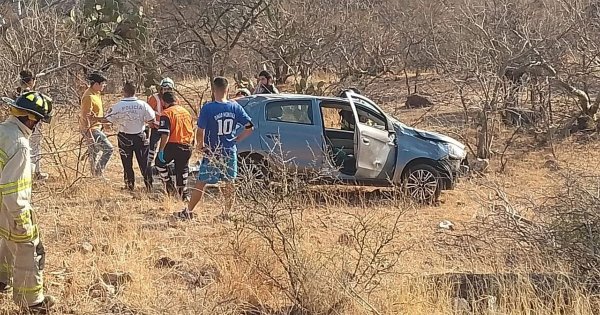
left=294, top=78, right=327, bottom=96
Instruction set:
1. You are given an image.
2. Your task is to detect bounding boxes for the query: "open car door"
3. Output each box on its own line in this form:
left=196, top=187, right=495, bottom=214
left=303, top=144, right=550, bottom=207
left=346, top=91, right=396, bottom=179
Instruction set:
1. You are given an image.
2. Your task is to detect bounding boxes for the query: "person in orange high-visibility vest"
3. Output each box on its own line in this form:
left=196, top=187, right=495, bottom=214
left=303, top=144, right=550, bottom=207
left=155, top=91, right=194, bottom=201
left=147, top=78, right=175, bottom=176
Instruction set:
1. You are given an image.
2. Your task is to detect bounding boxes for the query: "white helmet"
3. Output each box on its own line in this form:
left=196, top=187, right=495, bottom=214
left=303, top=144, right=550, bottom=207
left=159, top=77, right=175, bottom=89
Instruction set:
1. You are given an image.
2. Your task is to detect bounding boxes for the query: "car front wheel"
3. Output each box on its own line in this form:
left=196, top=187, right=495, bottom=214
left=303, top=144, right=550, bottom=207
left=404, top=163, right=441, bottom=204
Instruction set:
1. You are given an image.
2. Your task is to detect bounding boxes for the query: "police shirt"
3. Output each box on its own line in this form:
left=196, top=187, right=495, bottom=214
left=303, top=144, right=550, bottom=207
left=105, top=97, right=155, bottom=134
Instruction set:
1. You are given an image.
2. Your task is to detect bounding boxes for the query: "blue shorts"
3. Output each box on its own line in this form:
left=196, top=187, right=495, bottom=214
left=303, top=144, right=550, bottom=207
left=197, top=154, right=238, bottom=184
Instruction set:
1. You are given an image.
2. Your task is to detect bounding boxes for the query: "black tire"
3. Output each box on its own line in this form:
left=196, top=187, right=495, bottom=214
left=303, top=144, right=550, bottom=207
left=403, top=163, right=441, bottom=204
left=237, top=154, right=269, bottom=182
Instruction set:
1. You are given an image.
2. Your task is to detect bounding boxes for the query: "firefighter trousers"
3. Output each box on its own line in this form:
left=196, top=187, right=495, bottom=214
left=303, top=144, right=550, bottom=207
left=0, top=210, right=45, bottom=306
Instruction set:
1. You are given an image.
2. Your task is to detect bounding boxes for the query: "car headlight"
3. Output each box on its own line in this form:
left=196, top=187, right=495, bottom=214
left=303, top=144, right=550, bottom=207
left=446, top=143, right=466, bottom=160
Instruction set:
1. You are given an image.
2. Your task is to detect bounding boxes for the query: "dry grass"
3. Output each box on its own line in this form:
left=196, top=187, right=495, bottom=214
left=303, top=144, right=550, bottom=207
left=2, top=75, right=600, bottom=314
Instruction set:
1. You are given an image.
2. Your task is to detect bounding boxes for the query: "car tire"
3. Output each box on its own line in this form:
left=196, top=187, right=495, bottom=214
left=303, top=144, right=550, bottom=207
left=403, top=163, right=441, bottom=204
left=237, top=154, right=269, bottom=183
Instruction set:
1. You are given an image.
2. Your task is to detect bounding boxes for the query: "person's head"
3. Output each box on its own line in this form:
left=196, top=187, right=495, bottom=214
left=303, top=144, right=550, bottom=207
left=88, top=72, right=108, bottom=92
left=159, top=77, right=175, bottom=94
left=123, top=81, right=136, bottom=98
left=258, top=70, right=273, bottom=86
left=235, top=88, right=251, bottom=98
left=213, top=76, right=229, bottom=99
left=19, top=69, right=36, bottom=89
left=9, top=91, right=53, bottom=130
left=162, top=91, right=177, bottom=108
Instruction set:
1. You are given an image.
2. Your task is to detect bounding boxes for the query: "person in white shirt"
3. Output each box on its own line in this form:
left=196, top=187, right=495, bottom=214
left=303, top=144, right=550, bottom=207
left=89, top=81, right=155, bottom=191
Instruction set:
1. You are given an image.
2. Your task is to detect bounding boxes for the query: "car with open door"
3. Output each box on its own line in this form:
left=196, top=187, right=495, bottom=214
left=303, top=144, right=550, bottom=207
left=233, top=91, right=468, bottom=203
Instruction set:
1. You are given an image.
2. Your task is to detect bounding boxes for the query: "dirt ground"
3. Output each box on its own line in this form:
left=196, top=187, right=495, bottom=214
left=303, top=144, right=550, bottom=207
left=2, top=74, right=600, bottom=314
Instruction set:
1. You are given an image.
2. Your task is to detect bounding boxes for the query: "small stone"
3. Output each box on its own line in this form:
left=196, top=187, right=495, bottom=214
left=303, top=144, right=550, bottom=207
left=544, top=159, right=559, bottom=171
left=439, top=220, right=455, bottom=230
left=155, top=257, right=179, bottom=268
left=337, top=233, right=353, bottom=246
left=405, top=94, right=434, bottom=108
left=81, top=242, right=94, bottom=254
left=471, top=158, right=489, bottom=173
left=101, top=272, right=133, bottom=286
left=89, top=280, right=116, bottom=298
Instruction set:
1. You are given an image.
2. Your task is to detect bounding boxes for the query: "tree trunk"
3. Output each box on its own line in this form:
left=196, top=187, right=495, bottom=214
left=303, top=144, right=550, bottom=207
left=476, top=110, right=492, bottom=159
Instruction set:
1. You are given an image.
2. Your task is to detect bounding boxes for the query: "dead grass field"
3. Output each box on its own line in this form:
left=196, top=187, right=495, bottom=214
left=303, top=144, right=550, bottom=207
left=2, top=75, right=600, bottom=314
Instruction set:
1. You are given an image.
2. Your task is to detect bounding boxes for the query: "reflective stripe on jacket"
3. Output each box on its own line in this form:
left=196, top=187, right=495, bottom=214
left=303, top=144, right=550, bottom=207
left=0, top=116, right=37, bottom=243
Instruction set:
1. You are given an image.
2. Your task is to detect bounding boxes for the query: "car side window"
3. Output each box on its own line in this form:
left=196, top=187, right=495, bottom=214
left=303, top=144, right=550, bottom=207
left=266, top=101, right=313, bottom=125
left=355, top=105, right=386, bottom=130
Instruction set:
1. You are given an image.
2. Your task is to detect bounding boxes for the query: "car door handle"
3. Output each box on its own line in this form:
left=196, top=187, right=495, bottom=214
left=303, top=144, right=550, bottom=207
left=362, top=138, right=370, bottom=144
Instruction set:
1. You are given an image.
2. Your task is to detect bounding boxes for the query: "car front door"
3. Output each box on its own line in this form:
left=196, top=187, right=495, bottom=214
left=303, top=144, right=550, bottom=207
left=260, top=99, right=324, bottom=172
left=346, top=92, right=396, bottom=179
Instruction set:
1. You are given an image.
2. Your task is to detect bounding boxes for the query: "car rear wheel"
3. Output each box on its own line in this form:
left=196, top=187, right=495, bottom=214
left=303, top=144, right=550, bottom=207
left=404, top=163, right=441, bottom=204
left=237, top=154, right=269, bottom=182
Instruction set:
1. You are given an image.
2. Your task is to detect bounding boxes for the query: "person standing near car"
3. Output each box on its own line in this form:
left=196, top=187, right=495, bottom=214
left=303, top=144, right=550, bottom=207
left=80, top=72, right=113, bottom=178
left=88, top=81, right=155, bottom=191
left=155, top=91, right=194, bottom=201
left=147, top=78, right=175, bottom=174
left=175, top=76, right=254, bottom=220
left=252, top=70, right=279, bottom=94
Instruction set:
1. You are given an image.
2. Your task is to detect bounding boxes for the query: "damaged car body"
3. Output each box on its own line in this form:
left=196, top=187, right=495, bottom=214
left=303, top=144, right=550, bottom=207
left=233, top=91, right=468, bottom=203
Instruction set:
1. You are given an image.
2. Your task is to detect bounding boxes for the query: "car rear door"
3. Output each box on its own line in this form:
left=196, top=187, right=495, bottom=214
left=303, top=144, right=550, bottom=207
left=346, top=92, right=396, bottom=179
left=260, top=99, right=325, bottom=172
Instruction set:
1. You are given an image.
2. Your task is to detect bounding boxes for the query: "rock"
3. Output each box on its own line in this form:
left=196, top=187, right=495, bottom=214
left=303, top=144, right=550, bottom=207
left=471, top=158, right=489, bottom=173
left=179, top=264, right=221, bottom=289
left=81, top=242, right=94, bottom=254
left=89, top=280, right=116, bottom=298
left=405, top=94, right=433, bottom=109
left=101, top=272, right=133, bottom=287
left=544, top=159, right=559, bottom=171
left=439, top=220, right=455, bottom=230
left=155, top=257, right=179, bottom=268
left=452, top=297, right=471, bottom=314
left=337, top=233, right=353, bottom=246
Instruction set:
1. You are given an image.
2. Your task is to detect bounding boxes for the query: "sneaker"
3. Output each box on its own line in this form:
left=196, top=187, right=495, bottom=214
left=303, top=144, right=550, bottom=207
left=0, top=282, right=11, bottom=293
left=173, top=209, right=194, bottom=221
left=27, top=295, right=56, bottom=313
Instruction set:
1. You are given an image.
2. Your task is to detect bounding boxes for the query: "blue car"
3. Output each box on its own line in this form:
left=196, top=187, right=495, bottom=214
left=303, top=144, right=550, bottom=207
left=233, top=91, right=468, bottom=203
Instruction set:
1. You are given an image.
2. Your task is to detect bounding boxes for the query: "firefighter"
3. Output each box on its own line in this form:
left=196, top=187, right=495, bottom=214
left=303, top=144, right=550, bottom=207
left=17, top=70, right=49, bottom=181
left=0, top=91, right=56, bottom=312
left=155, top=91, right=194, bottom=201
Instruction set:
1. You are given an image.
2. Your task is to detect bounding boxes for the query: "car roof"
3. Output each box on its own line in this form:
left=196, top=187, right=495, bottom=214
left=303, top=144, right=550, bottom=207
left=241, top=93, right=347, bottom=103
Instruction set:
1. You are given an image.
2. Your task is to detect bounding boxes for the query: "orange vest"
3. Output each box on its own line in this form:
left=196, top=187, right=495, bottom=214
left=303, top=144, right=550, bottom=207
left=162, top=105, right=194, bottom=145
left=147, top=93, right=164, bottom=125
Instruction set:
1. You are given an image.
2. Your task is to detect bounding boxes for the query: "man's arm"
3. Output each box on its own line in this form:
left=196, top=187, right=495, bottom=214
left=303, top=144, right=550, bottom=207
left=195, top=128, right=205, bottom=151
left=234, top=104, right=254, bottom=143
left=234, top=123, right=254, bottom=143
left=157, top=115, right=171, bottom=158
left=88, top=115, right=110, bottom=125
left=80, top=96, right=92, bottom=132
left=0, top=145, right=37, bottom=242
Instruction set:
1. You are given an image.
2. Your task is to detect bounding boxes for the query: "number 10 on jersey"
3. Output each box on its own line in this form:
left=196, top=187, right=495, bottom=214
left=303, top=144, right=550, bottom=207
left=217, top=118, right=234, bottom=136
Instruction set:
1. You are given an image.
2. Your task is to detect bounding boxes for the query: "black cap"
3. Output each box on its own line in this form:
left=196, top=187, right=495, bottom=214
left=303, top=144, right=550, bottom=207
left=258, top=70, right=272, bottom=80
left=88, top=72, right=107, bottom=84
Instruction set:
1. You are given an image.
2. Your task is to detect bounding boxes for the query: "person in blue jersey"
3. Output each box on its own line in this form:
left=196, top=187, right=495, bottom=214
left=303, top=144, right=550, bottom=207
left=174, top=76, right=254, bottom=220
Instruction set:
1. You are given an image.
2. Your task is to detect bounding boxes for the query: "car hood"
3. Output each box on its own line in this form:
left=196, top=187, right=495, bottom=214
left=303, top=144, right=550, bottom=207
left=391, top=119, right=465, bottom=149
